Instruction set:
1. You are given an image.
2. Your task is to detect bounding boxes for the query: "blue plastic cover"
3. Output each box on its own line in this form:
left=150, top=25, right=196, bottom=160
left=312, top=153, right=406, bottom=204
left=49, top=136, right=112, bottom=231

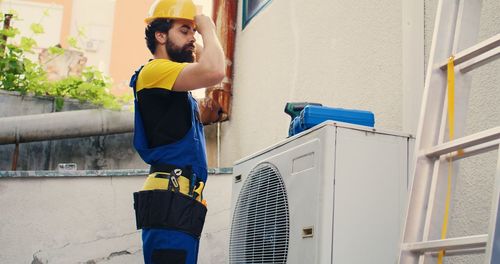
left=288, top=105, right=375, bottom=136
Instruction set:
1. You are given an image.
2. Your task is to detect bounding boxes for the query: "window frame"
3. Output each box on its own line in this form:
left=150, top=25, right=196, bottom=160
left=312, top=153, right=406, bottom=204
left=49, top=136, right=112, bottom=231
left=242, top=0, right=273, bottom=29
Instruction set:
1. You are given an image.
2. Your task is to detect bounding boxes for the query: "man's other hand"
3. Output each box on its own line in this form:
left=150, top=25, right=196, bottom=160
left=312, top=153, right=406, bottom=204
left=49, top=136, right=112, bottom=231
left=195, top=15, right=216, bottom=35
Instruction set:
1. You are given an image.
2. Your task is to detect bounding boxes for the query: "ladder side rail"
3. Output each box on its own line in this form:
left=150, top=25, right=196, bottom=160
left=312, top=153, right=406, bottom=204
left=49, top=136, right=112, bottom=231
left=419, top=159, right=452, bottom=264
left=420, top=97, right=455, bottom=264
left=399, top=0, right=460, bottom=263
left=484, top=145, right=500, bottom=263
left=419, top=86, right=455, bottom=264
left=420, top=1, right=483, bottom=263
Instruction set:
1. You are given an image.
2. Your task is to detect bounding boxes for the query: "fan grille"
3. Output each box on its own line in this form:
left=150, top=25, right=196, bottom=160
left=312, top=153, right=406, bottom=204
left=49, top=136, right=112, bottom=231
left=229, top=162, right=290, bottom=264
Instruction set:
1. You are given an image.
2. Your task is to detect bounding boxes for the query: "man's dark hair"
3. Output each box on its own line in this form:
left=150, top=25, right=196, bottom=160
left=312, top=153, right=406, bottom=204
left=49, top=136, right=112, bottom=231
left=145, top=18, right=173, bottom=54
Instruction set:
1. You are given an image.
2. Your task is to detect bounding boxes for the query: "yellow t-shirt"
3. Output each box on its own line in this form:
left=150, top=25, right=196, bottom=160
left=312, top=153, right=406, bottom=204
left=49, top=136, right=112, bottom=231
left=136, top=59, right=188, bottom=92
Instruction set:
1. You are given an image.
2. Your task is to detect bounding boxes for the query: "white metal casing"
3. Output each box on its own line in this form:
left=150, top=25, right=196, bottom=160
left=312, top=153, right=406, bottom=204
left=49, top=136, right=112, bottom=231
left=230, top=121, right=414, bottom=264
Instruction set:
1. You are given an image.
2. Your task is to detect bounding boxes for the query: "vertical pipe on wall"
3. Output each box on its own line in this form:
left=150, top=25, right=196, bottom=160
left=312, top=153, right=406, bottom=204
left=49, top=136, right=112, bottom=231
left=11, top=143, right=19, bottom=171
left=217, top=121, right=221, bottom=167
left=11, top=130, right=20, bottom=171
left=209, top=0, right=237, bottom=122
left=198, top=0, right=237, bottom=124
left=1, top=14, right=13, bottom=57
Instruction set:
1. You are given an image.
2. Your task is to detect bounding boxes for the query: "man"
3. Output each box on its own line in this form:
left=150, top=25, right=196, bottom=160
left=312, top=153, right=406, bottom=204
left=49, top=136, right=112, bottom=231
left=130, top=0, right=225, bottom=263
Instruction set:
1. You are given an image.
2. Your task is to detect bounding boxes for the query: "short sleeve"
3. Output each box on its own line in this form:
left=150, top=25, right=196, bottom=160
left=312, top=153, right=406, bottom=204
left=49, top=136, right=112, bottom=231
left=136, top=59, right=188, bottom=92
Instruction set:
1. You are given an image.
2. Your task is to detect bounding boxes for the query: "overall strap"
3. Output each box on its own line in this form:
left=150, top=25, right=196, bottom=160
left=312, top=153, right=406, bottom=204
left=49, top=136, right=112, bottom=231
left=129, top=65, right=145, bottom=100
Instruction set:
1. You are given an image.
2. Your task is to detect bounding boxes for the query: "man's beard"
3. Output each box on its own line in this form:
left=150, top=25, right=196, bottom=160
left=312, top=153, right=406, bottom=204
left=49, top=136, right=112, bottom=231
left=166, top=39, right=195, bottom=63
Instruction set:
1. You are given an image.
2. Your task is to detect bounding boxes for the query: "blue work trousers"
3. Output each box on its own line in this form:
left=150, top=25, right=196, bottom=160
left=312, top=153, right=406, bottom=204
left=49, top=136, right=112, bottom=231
left=142, top=229, right=200, bottom=264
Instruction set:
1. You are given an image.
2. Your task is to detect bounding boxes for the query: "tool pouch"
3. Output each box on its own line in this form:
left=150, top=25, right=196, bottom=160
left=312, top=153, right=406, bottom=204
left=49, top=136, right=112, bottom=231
left=143, top=164, right=205, bottom=202
left=133, top=190, right=207, bottom=238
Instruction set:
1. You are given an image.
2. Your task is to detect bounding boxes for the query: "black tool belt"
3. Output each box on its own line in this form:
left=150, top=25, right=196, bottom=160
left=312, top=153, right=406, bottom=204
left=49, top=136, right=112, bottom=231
left=133, top=190, right=207, bottom=238
left=150, top=164, right=192, bottom=175
left=149, top=164, right=201, bottom=196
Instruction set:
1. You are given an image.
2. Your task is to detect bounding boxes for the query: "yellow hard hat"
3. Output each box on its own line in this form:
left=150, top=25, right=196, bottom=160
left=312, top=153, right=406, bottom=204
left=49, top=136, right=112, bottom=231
left=145, top=0, right=197, bottom=24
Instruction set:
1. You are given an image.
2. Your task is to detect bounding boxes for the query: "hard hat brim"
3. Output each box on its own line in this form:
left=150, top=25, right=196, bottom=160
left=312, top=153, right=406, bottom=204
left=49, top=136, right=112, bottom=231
left=145, top=16, right=195, bottom=24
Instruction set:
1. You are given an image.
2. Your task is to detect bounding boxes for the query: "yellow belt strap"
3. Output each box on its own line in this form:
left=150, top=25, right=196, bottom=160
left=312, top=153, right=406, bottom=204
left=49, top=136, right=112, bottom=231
left=142, top=172, right=191, bottom=195
left=437, top=56, right=456, bottom=263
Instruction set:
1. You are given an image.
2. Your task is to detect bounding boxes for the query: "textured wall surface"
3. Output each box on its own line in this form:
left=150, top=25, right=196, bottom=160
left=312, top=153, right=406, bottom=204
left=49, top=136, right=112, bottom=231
left=222, top=0, right=499, bottom=263
left=0, top=175, right=144, bottom=263
left=223, top=0, right=404, bottom=167
left=0, top=173, right=232, bottom=264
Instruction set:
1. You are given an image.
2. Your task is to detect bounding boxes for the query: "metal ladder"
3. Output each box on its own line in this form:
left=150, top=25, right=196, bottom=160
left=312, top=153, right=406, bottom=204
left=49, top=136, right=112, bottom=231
left=398, top=0, right=500, bottom=263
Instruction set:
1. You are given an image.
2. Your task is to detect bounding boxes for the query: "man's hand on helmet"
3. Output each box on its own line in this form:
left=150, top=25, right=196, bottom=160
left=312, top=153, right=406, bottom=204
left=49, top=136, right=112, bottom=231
left=194, top=15, right=216, bottom=35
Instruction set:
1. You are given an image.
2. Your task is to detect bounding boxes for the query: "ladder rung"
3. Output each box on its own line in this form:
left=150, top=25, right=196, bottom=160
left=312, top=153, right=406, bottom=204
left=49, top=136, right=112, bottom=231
left=423, top=126, right=500, bottom=158
left=402, top=234, right=488, bottom=253
left=460, top=46, right=500, bottom=73
left=439, top=34, right=500, bottom=70
left=452, top=139, right=500, bottom=161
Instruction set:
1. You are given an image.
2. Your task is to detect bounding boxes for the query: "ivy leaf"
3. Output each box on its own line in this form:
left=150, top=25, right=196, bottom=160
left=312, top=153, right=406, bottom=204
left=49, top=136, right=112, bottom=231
left=20, top=37, right=37, bottom=52
left=67, top=36, right=79, bottom=49
left=8, top=59, right=23, bottom=72
left=0, top=27, right=20, bottom=38
left=30, top=23, right=44, bottom=34
left=48, top=46, right=64, bottom=56
left=54, top=97, right=64, bottom=112
left=0, top=7, right=131, bottom=111
left=77, top=26, right=86, bottom=38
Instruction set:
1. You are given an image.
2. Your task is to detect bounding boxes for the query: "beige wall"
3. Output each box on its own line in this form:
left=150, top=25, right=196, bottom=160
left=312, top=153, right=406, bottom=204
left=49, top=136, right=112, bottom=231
left=109, top=0, right=153, bottom=94
left=23, top=0, right=152, bottom=95
left=0, top=174, right=232, bottom=263
left=221, top=1, right=499, bottom=261
left=0, top=176, right=143, bottom=263
left=68, top=0, right=116, bottom=75
left=222, top=0, right=404, bottom=167
left=31, top=0, right=72, bottom=47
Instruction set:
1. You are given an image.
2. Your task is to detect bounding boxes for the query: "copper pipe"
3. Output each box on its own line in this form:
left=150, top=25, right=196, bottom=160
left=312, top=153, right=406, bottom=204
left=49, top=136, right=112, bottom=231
left=1, top=14, right=13, bottom=57
left=11, top=143, right=19, bottom=171
left=199, top=0, right=237, bottom=124
left=6, top=14, right=17, bottom=170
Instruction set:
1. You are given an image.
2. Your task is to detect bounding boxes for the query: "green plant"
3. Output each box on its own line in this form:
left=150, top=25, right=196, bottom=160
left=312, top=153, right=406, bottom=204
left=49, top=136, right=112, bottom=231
left=0, top=11, right=130, bottom=111
left=46, top=66, right=127, bottom=111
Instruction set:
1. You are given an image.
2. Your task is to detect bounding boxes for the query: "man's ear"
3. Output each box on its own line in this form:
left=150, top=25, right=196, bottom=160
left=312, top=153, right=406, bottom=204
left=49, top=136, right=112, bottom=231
left=155, top=32, right=167, bottom=44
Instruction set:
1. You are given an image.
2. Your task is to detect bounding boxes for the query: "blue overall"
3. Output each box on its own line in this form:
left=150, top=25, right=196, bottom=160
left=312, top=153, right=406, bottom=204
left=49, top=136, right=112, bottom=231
left=130, top=66, right=208, bottom=264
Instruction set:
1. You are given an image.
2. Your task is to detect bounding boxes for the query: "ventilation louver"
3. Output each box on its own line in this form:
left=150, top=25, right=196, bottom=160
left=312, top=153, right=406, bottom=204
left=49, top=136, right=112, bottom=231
left=229, top=162, right=290, bottom=264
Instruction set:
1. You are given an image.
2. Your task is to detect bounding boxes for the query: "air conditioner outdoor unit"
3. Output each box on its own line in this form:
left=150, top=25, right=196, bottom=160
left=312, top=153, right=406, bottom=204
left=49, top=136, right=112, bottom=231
left=229, top=121, right=414, bottom=264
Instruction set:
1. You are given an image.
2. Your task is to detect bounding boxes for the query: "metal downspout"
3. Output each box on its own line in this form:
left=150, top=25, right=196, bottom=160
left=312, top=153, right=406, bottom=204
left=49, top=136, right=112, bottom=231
left=212, top=0, right=237, bottom=122
left=197, top=0, right=237, bottom=167
left=217, top=121, right=221, bottom=167
left=198, top=0, right=237, bottom=125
